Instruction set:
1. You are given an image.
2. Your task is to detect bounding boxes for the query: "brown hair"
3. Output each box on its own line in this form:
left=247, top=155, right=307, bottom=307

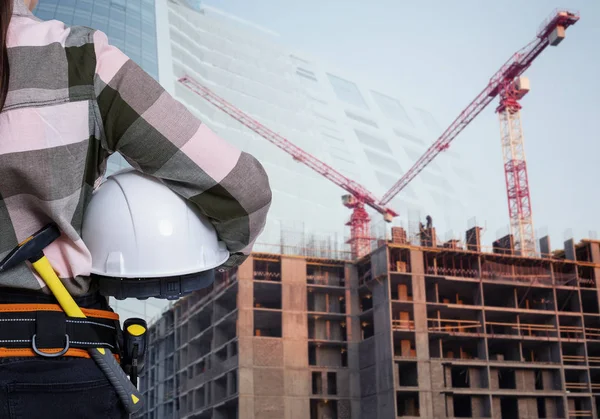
left=0, top=0, right=13, bottom=111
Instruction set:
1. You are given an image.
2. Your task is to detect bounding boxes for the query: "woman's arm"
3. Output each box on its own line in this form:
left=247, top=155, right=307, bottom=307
left=91, top=30, right=271, bottom=269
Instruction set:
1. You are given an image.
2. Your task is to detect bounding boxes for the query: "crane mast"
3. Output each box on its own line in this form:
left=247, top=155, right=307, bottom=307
left=497, top=78, right=535, bottom=256
left=178, top=76, right=397, bottom=258
left=378, top=9, right=578, bottom=255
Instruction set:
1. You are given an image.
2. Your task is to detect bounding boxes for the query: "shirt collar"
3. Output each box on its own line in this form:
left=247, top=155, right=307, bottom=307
left=12, top=0, right=33, bottom=17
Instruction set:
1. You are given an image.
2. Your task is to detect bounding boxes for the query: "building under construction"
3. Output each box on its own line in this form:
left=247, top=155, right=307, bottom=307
left=140, top=224, right=600, bottom=419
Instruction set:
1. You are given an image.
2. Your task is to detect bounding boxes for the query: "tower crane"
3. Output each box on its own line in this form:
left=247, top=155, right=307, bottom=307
left=379, top=9, right=579, bottom=256
left=178, top=75, right=397, bottom=258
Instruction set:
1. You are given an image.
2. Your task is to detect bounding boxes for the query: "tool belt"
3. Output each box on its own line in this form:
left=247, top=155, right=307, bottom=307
left=0, top=304, right=122, bottom=360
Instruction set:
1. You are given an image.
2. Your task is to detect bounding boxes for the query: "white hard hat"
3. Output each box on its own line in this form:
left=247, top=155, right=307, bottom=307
left=81, top=168, right=229, bottom=300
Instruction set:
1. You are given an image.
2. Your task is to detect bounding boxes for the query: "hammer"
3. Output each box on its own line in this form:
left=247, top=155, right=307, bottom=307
left=0, top=223, right=144, bottom=415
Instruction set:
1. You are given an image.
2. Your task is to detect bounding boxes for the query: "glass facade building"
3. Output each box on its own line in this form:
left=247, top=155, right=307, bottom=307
left=167, top=1, right=480, bottom=255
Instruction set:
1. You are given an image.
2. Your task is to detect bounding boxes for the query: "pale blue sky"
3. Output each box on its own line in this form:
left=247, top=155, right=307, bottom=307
left=203, top=0, right=599, bottom=250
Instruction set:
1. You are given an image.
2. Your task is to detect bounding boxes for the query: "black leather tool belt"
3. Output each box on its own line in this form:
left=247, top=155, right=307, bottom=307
left=0, top=304, right=121, bottom=359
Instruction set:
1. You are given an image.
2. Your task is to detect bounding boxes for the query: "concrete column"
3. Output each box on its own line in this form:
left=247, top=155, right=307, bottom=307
left=367, top=247, right=396, bottom=419
left=516, top=370, right=536, bottom=391
left=410, top=249, right=434, bottom=418
left=346, top=263, right=362, bottom=419
left=544, top=398, right=557, bottom=418
left=238, top=257, right=255, bottom=337
left=472, top=396, right=486, bottom=417
left=564, top=239, right=576, bottom=261
left=589, top=242, right=600, bottom=311
left=518, top=398, right=539, bottom=419
left=430, top=362, right=447, bottom=417
left=445, top=395, right=454, bottom=418
left=280, top=257, right=309, bottom=419
left=470, top=367, right=484, bottom=389
left=540, top=235, right=552, bottom=256
left=491, top=396, right=501, bottom=419
left=236, top=257, right=255, bottom=419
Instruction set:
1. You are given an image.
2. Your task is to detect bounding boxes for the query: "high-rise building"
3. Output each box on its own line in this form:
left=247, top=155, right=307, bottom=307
left=143, top=227, right=600, bottom=419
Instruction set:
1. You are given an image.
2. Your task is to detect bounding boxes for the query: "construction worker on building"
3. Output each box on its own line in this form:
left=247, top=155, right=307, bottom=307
left=0, top=0, right=272, bottom=417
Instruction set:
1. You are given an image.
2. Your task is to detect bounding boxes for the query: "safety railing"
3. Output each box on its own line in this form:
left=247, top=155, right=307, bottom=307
left=427, top=318, right=482, bottom=334
left=559, top=325, right=585, bottom=340
left=568, top=410, right=593, bottom=418
left=426, top=265, right=479, bottom=278
left=565, top=382, right=589, bottom=392
left=562, top=355, right=586, bottom=365
left=486, top=321, right=557, bottom=338
left=392, top=319, right=415, bottom=331
left=306, top=274, right=345, bottom=287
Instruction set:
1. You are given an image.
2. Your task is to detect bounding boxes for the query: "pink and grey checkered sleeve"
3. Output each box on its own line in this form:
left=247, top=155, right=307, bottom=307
left=92, top=30, right=272, bottom=268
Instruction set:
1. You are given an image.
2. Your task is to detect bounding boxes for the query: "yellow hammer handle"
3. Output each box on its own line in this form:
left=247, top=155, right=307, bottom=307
left=32, top=257, right=86, bottom=318
left=31, top=256, right=144, bottom=414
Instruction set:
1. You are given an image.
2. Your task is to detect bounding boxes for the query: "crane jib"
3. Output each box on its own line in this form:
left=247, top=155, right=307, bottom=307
left=378, top=9, right=579, bottom=207
left=178, top=76, right=396, bottom=222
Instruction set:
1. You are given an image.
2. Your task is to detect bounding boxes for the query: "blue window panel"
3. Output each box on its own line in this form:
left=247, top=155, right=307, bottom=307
left=73, top=10, right=92, bottom=26
left=141, top=8, right=154, bottom=22
left=36, top=3, right=57, bottom=13
left=127, top=13, right=142, bottom=28
left=110, top=9, right=126, bottom=23
left=91, top=20, right=109, bottom=33
left=109, top=28, right=126, bottom=41
left=109, top=19, right=125, bottom=32
left=77, top=0, right=94, bottom=12
left=143, top=34, right=157, bottom=47
left=128, top=53, right=143, bottom=67
left=55, top=13, right=73, bottom=25
left=126, top=33, right=142, bottom=49
left=60, top=0, right=77, bottom=8
left=35, top=10, right=56, bottom=20
left=93, top=3, right=110, bottom=16
left=34, top=0, right=159, bottom=83
left=110, top=0, right=127, bottom=10
left=128, top=2, right=142, bottom=12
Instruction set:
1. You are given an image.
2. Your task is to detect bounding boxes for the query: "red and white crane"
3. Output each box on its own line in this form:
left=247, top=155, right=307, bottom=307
left=378, top=9, right=579, bottom=256
left=178, top=75, right=397, bottom=258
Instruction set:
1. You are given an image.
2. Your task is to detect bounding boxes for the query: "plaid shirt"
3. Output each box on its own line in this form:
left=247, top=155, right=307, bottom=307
left=0, top=0, right=271, bottom=296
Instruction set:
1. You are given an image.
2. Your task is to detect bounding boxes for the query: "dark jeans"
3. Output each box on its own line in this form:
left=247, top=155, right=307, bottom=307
left=0, top=287, right=130, bottom=419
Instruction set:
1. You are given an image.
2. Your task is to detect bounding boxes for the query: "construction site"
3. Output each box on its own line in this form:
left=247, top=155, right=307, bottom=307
left=137, top=9, right=596, bottom=419
left=141, top=226, right=600, bottom=419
